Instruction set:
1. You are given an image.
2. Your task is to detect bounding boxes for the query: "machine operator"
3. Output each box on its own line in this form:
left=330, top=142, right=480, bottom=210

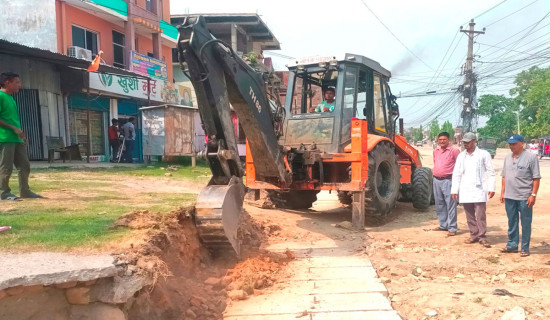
left=309, top=87, right=335, bottom=113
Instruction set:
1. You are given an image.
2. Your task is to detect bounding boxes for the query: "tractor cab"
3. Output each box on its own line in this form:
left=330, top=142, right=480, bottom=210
left=282, top=53, right=399, bottom=154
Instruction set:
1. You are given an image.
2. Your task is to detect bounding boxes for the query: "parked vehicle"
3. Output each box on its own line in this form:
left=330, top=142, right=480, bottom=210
left=478, top=136, right=497, bottom=159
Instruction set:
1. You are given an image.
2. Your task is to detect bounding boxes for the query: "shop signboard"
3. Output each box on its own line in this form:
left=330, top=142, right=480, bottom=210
left=89, top=72, right=163, bottom=102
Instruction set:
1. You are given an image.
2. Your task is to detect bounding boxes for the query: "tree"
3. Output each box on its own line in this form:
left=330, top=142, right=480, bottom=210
left=477, top=66, right=550, bottom=140
left=441, top=121, right=454, bottom=139
left=429, top=120, right=440, bottom=141
left=414, top=125, right=424, bottom=142
left=476, top=94, right=518, bottom=141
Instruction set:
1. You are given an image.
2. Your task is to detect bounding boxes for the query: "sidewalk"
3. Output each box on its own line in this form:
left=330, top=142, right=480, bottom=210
left=224, top=247, right=400, bottom=320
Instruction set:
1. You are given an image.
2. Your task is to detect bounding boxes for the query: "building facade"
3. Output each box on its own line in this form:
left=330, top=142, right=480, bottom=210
left=0, top=0, right=178, bottom=161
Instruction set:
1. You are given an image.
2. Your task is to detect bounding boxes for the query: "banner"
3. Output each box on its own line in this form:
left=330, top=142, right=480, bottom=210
left=130, top=51, right=168, bottom=80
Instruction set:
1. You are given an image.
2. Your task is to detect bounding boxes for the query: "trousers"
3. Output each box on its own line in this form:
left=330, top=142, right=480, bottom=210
left=433, top=178, right=457, bottom=231
left=0, top=142, right=30, bottom=198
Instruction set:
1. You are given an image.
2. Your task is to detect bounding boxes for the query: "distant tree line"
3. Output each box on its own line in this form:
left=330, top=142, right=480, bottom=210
left=477, top=66, right=550, bottom=142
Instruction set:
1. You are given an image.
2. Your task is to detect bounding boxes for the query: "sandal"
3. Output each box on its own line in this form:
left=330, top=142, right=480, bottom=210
left=464, top=238, right=478, bottom=244
left=433, top=227, right=448, bottom=231
left=520, top=251, right=530, bottom=257
left=447, top=231, right=457, bottom=237
left=1, top=194, right=20, bottom=201
left=479, top=240, right=491, bottom=248
left=500, top=247, right=518, bottom=253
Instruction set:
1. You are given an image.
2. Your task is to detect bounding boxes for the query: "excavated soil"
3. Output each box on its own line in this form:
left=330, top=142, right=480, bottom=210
left=112, top=206, right=292, bottom=320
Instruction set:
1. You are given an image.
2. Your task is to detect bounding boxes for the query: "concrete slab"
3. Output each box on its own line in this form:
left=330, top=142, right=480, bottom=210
left=310, top=279, right=387, bottom=295
left=224, top=310, right=401, bottom=320
left=224, top=313, right=307, bottom=320
left=305, top=255, right=373, bottom=267
left=292, top=266, right=378, bottom=281
left=310, top=292, right=393, bottom=312
left=312, top=310, right=402, bottom=320
left=0, top=252, right=116, bottom=290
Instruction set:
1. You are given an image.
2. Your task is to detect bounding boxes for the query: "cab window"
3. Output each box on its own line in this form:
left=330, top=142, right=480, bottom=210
left=289, top=69, right=338, bottom=115
left=340, top=67, right=358, bottom=144
left=355, top=70, right=368, bottom=120
left=373, top=75, right=386, bottom=132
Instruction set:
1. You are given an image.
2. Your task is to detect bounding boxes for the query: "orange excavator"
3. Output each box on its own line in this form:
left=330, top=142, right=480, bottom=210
left=177, top=16, right=433, bottom=255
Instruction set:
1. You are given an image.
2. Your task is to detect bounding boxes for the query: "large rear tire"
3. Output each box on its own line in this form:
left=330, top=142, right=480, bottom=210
left=412, top=167, right=433, bottom=209
left=365, top=142, right=400, bottom=216
left=268, top=190, right=319, bottom=209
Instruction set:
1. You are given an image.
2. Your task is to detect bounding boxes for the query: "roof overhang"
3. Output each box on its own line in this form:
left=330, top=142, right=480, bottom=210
left=63, top=0, right=127, bottom=23
left=0, top=39, right=148, bottom=79
left=170, top=13, right=281, bottom=50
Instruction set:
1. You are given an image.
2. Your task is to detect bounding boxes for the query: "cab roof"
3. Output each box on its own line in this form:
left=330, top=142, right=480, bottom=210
left=286, top=53, right=391, bottom=78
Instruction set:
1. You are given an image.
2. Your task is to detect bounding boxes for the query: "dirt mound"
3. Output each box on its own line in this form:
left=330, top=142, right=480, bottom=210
left=112, top=206, right=290, bottom=320
left=238, top=209, right=266, bottom=252
left=224, top=251, right=292, bottom=300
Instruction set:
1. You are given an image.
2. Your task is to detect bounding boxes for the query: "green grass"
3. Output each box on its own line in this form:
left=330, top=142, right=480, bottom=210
left=31, top=163, right=211, bottom=180
left=0, top=166, right=203, bottom=251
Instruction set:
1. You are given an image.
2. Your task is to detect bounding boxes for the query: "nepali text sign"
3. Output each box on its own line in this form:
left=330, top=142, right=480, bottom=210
left=89, top=72, right=163, bottom=102
left=130, top=51, right=168, bottom=80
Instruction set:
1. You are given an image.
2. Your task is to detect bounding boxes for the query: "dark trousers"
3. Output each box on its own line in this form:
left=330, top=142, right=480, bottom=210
left=463, top=202, right=487, bottom=240
left=109, top=139, right=120, bottom=160
left=0, top=142, right=31, bottom=198
left=505, top=199, right=532, bottom=252
left=122, top=139, right=134, bottom=163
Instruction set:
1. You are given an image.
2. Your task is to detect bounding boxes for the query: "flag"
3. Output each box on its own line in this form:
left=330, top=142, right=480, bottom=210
left=87, top=50, right=104, bottom=72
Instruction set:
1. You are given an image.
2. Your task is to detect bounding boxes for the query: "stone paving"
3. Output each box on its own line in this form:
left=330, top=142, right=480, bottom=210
left=224, top=247, right=401, bottom=320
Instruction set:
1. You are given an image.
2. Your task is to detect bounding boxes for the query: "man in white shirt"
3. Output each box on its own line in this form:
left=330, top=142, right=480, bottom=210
left=451, top=132, right=496, bottom=247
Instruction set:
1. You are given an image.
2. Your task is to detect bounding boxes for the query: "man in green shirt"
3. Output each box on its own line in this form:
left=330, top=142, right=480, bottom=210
left=0, top=72, right=42, bottom=200
left=309, top=87, right=335, bottom=113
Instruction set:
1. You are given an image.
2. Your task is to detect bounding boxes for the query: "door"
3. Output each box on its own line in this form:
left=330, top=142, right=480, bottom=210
left=13, top=89, right=43, bottom=160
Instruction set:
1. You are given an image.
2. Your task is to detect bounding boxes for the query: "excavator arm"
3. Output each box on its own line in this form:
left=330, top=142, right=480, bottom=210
left=177, top=16, right=290, bottom=255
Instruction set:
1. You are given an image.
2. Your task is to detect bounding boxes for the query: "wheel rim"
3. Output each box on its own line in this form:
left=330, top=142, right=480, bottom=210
left=376, top=161, right=395, bottom=199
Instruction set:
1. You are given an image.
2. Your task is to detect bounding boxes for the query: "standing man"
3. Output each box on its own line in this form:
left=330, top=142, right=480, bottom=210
left=121, top=117, right=136, bottom=163
left=108, top=118, right=119, bottom=162
left=0, top=72, right=42, bottom=200
left=500, top=134, right=540, bottom=257
left=451, top=132, right=496, bottom=247
left=432, top=132, right=461, bottom=236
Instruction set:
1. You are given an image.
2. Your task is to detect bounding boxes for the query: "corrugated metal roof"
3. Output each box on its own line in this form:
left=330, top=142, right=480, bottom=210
left=0, top=39, right=149, bottom=79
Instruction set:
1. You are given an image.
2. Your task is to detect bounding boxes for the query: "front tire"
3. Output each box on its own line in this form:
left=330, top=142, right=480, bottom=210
left=365, top=142, right=400, bottom=216
left=412, top=167, right=433, bottom=209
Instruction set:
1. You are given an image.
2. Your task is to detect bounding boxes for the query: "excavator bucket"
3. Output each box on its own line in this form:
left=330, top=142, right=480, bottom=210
left=194, top=179, right=245, bottom=256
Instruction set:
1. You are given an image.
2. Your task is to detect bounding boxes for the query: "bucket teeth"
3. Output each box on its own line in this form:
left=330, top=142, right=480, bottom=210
left=194, top=178, right=245, bottom=256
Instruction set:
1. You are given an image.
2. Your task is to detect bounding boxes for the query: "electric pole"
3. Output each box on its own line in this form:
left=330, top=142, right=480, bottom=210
left=460, top=19, right=485, bottom=133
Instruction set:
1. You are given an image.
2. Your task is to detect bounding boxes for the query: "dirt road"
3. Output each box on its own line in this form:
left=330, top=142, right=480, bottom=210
left=232, top=146, right=550, bottom=319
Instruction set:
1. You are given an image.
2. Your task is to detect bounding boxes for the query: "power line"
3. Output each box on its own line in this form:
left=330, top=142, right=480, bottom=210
left=471, top=0, right=509, bottom=21
left=358, top=0, right=434, bottom=71
left=484, top=0, right=541, bottom=28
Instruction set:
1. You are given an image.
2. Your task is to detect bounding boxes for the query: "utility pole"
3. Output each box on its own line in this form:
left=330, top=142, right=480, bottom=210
left=460, top=19, right=485, bottom=133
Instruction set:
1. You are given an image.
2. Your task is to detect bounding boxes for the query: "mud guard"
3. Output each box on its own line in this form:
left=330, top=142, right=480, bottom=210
left=195, top=176, right=245, bottom=256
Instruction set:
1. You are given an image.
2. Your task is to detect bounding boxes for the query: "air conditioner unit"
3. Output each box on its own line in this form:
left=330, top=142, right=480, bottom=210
left=67, top=46, right=92, bottom=61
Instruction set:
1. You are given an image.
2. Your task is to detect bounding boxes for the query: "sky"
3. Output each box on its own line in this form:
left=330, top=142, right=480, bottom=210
left=170, top=0, right=550, bottom=129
